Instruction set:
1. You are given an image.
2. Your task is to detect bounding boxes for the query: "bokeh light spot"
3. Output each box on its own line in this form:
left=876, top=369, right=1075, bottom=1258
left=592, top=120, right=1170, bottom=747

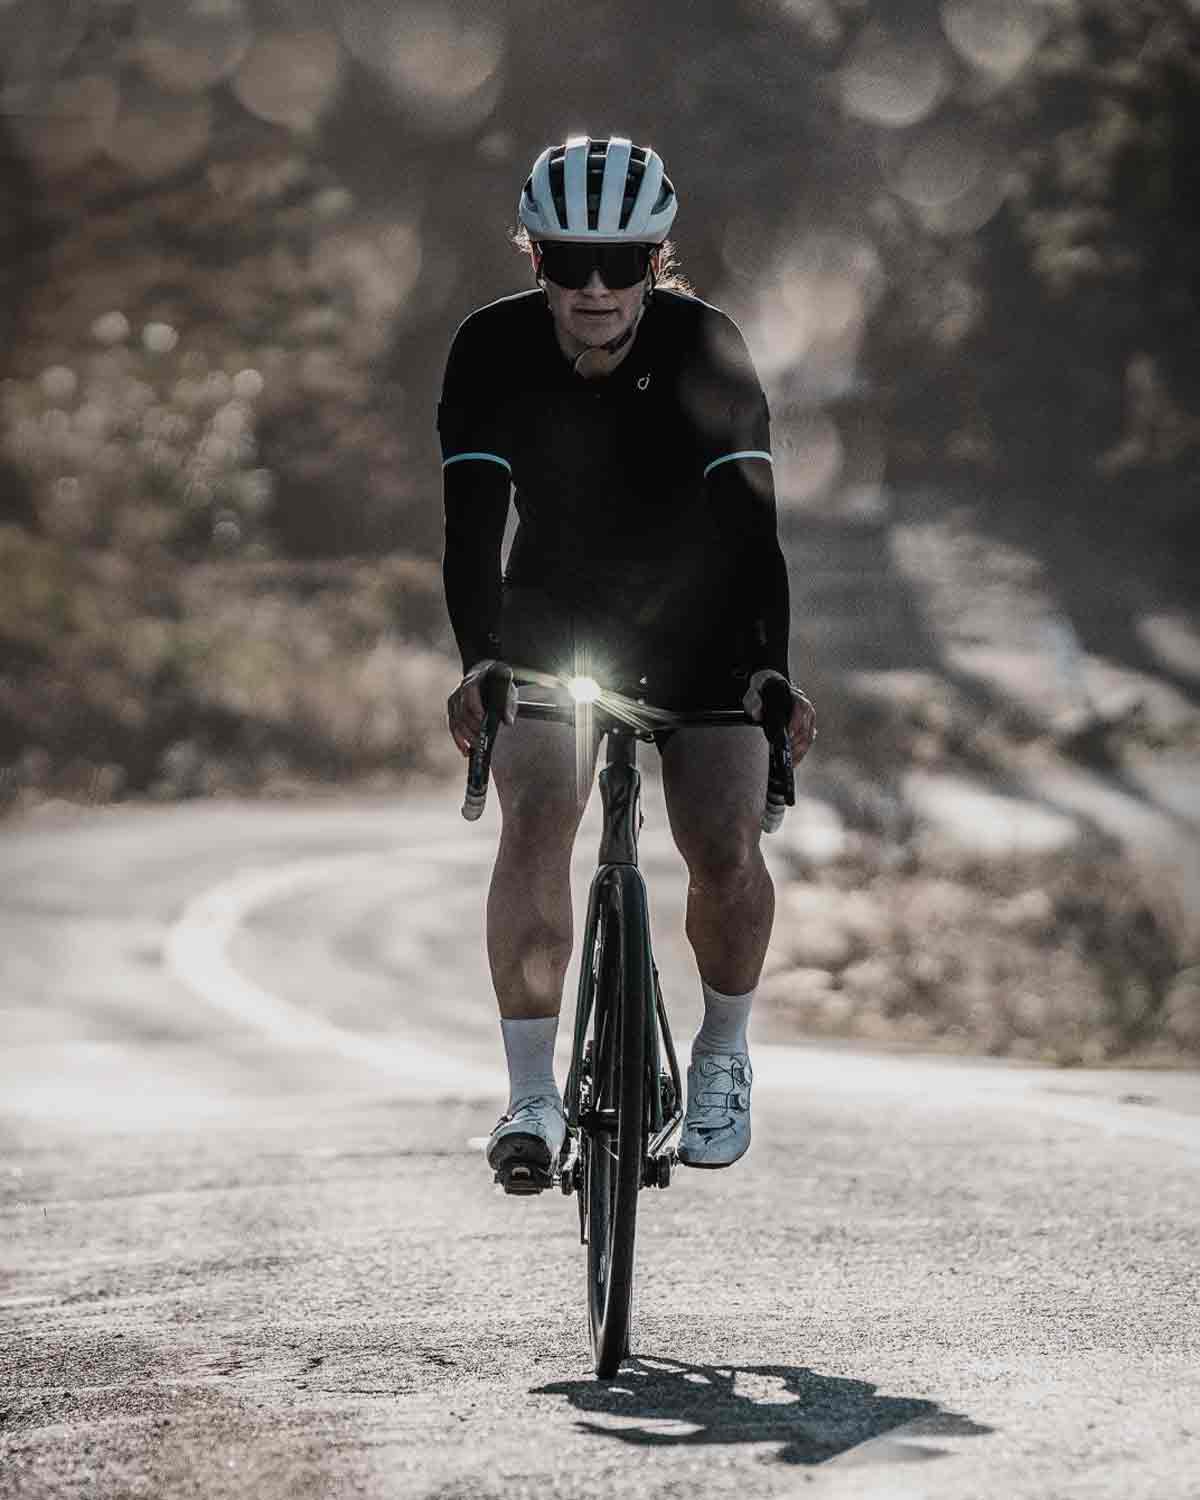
left=780, top=261, right=865, bottom=342
left=775, top=0, right=843, bottom=48
left=212, top=512, right=242, bottom=549
left=878, top=119, right=986, bottom=208
left=918, top=154, right=1010, bottom=234
left=313, top=187, right=354, bottom=221
left=143, top=323, right=181, bottom=355
left=232, top=369, right=264, bottom=401
left=840, top=26, right=948, bottom=128
left=941, top=0, right=1049, bottom=81
left=40, top=366, right=78, bottom=403
left=733, top=232, right=884, bottom=400
left=477, top=129, right=515, bottom=162
left=342, top=1, right=504, bottom=134
left=232, top=29, right=342, bottom=131
left=773, top=408, right=844, bottom=510
left=92, top=311, right=131, bottom=346
left=138, top=0, right=253, bottom=94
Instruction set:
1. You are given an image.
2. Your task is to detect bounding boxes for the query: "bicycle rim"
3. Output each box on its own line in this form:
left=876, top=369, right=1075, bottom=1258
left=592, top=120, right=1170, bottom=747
left=584, top=869, right=648, bottom=1378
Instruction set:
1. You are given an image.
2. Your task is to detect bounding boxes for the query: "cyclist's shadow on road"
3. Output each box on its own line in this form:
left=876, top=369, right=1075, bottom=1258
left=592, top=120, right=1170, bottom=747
left=532, top=1356, right=992, bottom=1466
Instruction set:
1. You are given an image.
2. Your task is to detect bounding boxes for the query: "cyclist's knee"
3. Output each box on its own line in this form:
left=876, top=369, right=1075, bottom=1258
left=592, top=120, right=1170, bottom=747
left=498, top=791, right=582, bottom=855
left=494, top=727, right=591, bottom=843
left=678, top=832, right=765, bottom=894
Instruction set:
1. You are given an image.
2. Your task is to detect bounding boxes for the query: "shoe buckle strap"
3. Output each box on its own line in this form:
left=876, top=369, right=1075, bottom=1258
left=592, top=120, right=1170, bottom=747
left=696, top=1088, right=749, bottom=1112
left=696, top=1058, right=751, bottom=1084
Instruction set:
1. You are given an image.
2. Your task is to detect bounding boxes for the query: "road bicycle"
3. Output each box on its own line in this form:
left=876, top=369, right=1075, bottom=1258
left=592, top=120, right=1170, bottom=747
left=462, top=664, right=795, bottom=1378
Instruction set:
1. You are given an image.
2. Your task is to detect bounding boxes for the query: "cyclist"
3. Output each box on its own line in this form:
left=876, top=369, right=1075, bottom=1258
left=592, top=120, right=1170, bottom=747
left=439, top=136, right=816, bottom=1186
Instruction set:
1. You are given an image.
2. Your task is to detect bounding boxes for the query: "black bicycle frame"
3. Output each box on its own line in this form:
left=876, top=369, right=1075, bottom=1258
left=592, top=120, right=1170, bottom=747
left=563, top=728, right=684, bottom=1176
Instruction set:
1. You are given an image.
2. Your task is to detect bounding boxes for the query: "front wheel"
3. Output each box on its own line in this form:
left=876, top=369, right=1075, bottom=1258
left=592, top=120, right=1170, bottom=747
left=583, top=867, right=650, bottom=1378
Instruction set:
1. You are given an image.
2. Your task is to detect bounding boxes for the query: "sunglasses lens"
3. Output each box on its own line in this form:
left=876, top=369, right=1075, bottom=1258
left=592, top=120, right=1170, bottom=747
left=540, top=244, right=651, bottom=289
left=538, top=246, right=588, bottom=288
left=598, top=246, right=651, bottom=287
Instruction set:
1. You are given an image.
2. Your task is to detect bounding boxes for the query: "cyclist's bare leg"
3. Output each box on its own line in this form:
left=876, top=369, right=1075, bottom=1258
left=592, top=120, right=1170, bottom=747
left=659, top=726, right=773, bottom=994
left=488, top=717, right=601, bottom=1020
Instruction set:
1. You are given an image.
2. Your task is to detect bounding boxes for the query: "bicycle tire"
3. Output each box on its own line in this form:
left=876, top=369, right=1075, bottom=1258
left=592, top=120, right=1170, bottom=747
left=583, top=866, right=649, bottom=1378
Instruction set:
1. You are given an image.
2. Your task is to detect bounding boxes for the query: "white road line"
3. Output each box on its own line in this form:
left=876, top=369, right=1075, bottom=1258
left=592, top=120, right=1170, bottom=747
left=164, top=839, right=1200, bottom=1150
left=164, top=844, right=505, bottom=1093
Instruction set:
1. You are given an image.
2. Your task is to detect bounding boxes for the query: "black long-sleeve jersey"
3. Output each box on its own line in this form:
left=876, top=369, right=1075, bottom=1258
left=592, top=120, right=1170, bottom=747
left=438, top=286, right=790, bottom=703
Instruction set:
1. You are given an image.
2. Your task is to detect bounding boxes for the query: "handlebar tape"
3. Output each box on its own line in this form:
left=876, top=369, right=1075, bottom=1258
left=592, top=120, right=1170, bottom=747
left=461, top=662, right=514, bottom=822
left=759, top=674, right=795, bottom=835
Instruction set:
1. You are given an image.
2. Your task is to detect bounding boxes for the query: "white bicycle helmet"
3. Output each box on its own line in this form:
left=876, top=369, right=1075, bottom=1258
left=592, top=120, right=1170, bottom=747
left=518, top=136, right=678, bottom=244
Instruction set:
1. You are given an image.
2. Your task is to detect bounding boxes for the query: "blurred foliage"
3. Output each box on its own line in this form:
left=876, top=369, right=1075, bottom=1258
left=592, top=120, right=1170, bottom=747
left=4, top=328, right=271, bottom=558
left=0, top=304, right=452, bottom=799
left=2, top=0, right=1197, bottom=558
left=0, top=508, right=453, bottom=802
left=875, top=0, right=1200, bottom=565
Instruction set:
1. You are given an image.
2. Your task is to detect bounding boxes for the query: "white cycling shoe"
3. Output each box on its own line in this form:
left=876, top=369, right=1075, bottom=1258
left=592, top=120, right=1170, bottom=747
left=486, top=1093, right=566, bottom=1195
left=676, top=1051, right=753, bottom=1169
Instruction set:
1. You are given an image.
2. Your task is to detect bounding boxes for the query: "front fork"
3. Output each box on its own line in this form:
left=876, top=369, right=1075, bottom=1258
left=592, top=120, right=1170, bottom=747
left=560, top=757, right=684, bottom=1225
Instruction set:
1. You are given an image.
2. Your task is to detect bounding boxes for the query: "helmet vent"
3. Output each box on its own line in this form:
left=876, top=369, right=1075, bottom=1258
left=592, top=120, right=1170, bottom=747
left=518, top=136, right=677, bottom=242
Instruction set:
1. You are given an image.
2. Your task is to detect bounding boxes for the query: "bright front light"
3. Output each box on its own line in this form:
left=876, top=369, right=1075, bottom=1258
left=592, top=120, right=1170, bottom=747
left=568, top=675, right=601, bottom=704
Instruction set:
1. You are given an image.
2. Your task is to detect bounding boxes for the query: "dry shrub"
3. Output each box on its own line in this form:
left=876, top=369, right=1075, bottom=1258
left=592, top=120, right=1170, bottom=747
left=0, top=523, right=459, bottom=808
left=762, top=841, right=1192, bottom=1063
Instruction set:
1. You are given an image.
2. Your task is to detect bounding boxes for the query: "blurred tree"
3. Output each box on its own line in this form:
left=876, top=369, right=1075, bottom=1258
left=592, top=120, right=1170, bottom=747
left=875, top=0, right=1200, bottom=574
left=1, top=0, right=1197, bottom=805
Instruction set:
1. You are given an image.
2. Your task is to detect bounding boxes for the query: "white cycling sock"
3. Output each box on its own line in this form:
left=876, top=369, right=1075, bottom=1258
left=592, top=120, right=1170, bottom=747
left=693, top=978, right=754, bottom=1056
left=499, top=1015, right=560, bottom=1109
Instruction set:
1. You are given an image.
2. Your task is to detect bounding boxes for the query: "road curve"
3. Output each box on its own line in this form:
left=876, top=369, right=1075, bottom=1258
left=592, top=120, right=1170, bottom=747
left=2, top=786, right=1199, bottom=1500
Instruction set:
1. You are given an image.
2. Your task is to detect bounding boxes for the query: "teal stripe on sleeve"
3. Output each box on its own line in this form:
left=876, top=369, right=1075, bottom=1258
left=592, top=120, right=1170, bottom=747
left=703, top=450, right=774, bottom=479
left=443, top=451, right=512, bottom=476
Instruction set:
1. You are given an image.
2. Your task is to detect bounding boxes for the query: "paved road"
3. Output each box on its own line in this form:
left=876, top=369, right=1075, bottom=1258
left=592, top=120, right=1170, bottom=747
left=3, top=788, right=1199, bottom=1500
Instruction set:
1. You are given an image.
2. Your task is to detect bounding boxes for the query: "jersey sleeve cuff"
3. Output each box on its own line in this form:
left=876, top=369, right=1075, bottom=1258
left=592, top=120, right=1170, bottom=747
left=702, top=450, right=773, bottom=479
left=442, top=451, right=512, bottom=476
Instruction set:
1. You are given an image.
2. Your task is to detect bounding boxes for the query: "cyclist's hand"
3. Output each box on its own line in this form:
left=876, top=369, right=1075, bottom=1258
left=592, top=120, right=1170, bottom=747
left=743, top=669, right=818, bottom=763
left=447, top=659, right=517, bottom=757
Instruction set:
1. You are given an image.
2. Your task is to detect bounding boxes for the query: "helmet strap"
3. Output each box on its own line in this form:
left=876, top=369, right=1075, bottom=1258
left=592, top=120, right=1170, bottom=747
left=570, top=298, right=647, bottom=378
left=600, top=312, right=639, bottom=357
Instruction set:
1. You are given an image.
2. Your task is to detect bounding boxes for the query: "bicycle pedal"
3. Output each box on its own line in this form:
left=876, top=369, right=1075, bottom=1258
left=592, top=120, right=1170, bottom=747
left=489, top=1135, right=555, bottom=1195
left=494, top=1163, right=553, bottom=1195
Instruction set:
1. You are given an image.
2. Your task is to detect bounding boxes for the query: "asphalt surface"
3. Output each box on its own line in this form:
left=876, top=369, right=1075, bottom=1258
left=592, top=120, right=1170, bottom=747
left=3, top=784, right=1200, bottom=1500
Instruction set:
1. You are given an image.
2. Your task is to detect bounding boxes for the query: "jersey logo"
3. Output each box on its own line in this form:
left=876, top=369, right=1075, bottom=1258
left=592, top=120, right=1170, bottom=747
left=636, top=373, right=651, bottom=391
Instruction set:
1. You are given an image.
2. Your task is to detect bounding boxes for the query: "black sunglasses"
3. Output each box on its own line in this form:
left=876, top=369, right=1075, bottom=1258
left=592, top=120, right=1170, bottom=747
left=537, top=242, right=654, bottom=290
